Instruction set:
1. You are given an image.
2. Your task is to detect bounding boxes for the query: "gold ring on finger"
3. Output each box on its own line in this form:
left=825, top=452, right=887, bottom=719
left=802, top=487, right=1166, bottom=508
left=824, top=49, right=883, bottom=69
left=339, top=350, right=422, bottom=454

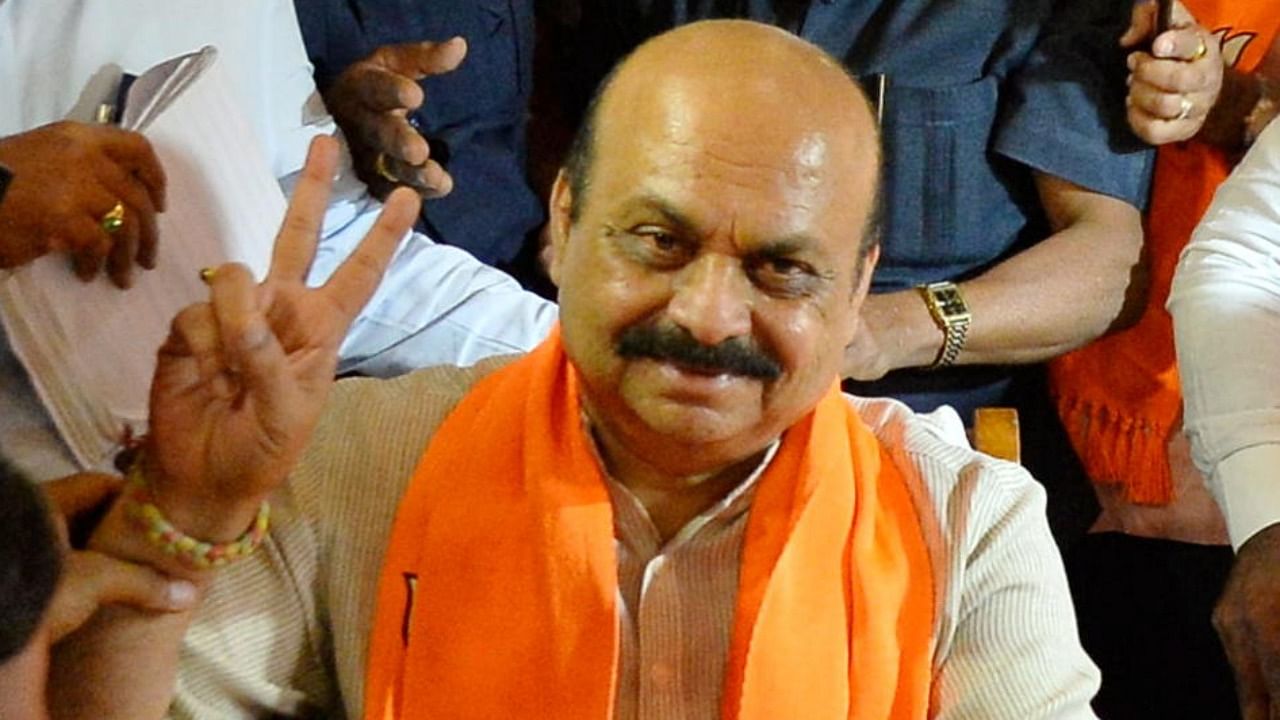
left=101, top=202, right=126, bottom=234
left=1192, top=37, right=1208, bottom=61
left=374, top=152, right=400, bottom=184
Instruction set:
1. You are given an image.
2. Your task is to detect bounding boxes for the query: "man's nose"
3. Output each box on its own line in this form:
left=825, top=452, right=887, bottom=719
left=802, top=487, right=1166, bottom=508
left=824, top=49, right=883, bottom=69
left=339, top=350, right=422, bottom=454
left=666, top=255, right=752, bottom=347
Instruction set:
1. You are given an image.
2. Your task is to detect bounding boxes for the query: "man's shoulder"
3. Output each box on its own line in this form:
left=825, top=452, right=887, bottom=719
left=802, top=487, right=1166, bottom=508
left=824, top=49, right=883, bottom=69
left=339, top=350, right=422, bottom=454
left=846, top=393, right=1042, bottom=514
left=295, top=356, right=522, bottom=507
left=328, top=355, right=519, bottom=417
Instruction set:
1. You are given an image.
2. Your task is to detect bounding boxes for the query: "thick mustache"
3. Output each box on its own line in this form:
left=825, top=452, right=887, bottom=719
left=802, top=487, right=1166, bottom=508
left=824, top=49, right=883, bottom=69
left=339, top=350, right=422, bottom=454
left=616, top=325, right=782, bottom=380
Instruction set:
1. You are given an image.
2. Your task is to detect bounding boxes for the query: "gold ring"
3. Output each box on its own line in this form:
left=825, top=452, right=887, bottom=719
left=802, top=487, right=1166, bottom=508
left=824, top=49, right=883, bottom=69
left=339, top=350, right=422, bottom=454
left=101, top=202, right=125, bottom=234
left=199, top=267, right=217, bottom=284
left=1177, top=95, right=1194, bottom=121
left=374, top=152, right=400, bottom=184
left=1192, top=38, right=1208, bottom=61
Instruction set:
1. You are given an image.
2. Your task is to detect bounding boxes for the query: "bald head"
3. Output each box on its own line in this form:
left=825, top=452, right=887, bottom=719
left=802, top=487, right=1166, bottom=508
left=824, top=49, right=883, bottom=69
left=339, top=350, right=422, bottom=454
left=547, top=20, right=886, bottom=475
left=563, top=20, right=881, bottom=254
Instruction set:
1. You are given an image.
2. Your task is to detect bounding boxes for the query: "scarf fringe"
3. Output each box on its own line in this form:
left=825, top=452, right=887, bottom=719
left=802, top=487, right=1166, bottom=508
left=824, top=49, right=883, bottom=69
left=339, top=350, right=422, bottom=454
left=1057, top=397, right=1173, bottom=506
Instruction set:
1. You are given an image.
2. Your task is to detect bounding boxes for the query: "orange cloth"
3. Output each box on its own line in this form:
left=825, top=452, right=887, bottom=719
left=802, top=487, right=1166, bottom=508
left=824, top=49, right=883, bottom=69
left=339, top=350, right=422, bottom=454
left=1049, top=3, right=1280, bottom=504
left=364, top=327, right=937, bottom=719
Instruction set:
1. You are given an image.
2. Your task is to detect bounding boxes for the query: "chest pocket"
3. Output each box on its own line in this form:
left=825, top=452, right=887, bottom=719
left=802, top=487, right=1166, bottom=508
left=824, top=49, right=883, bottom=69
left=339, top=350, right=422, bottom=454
left=878, top=76, right=1024, bottom=287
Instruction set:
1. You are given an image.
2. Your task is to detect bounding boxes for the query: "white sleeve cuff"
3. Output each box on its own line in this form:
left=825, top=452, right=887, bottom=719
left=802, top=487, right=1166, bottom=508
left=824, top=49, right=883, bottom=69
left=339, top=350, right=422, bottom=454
left=1214, top=443, right=1280, bottom=550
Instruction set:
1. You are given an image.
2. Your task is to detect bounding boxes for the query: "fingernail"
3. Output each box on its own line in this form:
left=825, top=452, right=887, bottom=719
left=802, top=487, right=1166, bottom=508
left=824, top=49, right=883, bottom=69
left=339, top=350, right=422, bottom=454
left=199, top=267, right=217, bottom=284
left=168, top=579, right=199, bottom=609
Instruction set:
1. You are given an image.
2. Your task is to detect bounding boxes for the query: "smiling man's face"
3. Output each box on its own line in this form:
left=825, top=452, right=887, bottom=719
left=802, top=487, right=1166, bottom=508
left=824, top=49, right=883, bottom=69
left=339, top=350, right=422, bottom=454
left=548, top=22, right=881, bottom=476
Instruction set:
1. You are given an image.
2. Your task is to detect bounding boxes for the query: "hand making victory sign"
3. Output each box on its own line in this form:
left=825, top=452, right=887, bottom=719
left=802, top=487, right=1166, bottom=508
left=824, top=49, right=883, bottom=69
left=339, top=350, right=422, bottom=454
left=141, top=135, right=420, bottom=544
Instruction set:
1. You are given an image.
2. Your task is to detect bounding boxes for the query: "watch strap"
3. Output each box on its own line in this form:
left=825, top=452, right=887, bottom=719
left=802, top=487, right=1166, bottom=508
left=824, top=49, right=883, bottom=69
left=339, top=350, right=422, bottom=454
left=917, top=282, right=971, bottom=370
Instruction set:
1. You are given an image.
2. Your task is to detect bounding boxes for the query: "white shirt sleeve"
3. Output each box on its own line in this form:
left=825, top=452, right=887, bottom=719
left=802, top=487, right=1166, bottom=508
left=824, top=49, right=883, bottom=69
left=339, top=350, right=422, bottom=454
left=1169, top=119, right=1280, bottom=550
left=257, top=2, right=559, bottom=374
left=304, top=195, right=558, bottom=375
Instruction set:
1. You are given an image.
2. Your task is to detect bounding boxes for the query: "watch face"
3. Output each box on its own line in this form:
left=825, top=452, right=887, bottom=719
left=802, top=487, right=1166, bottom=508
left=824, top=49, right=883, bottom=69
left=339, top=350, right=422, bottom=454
left=933, top=287, right=967, bottom=316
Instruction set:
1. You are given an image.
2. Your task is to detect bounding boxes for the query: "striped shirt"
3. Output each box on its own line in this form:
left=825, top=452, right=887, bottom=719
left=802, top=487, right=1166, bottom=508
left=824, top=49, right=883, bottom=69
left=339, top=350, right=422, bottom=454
left=608, top=441, right=775, bottom=720
left=170, top=359, right=1100, bottom=719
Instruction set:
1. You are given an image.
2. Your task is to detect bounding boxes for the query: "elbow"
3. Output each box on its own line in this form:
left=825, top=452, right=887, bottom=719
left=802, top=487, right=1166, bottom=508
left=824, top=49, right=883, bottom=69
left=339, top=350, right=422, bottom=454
left=1105, top=238, right=1151, bottom=333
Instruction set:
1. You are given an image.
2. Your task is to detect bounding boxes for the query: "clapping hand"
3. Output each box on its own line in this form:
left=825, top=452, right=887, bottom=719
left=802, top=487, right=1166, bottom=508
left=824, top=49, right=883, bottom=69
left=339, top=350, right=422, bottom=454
left=142, top=136, right=420, bottom=542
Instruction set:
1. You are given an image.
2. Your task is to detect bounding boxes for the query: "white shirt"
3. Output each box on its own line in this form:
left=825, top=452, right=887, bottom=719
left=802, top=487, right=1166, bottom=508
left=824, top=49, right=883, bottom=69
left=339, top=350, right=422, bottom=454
left=1169, top=118, right=1280, bottom=550
left=0, top=0, right=557, bottom=479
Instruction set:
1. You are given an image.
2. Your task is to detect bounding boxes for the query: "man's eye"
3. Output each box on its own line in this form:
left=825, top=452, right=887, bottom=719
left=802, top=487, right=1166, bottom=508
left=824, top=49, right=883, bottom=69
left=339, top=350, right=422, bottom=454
left=636, top=228, right=679, bottom=252
left=749, top=257, right=819, bottom=295
left=626, top=227, right=689, bottom=266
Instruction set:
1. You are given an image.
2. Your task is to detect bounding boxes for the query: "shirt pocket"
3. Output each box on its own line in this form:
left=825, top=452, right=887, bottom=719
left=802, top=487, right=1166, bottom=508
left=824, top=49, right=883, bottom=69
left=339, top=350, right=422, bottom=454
left=879, top=76, right=1018, bottom=282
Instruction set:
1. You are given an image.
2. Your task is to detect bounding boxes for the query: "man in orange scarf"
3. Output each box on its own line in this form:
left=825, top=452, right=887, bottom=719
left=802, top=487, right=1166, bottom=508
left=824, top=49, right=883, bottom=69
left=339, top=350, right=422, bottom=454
left=51, top=21, right=1098, bottom=719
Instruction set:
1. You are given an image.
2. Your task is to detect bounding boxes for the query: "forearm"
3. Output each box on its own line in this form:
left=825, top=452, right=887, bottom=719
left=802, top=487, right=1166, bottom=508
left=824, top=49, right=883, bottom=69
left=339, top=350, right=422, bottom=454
left=864, top=180, right=1145, bottom=370
left=956, top=211, right=1145, bottom=364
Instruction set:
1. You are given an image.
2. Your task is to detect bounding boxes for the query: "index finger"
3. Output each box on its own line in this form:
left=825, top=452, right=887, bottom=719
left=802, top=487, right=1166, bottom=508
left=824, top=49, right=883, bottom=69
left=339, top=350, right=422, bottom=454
left=268, top=136, right=340, bottom=283
left=1120, top=1, right=1157, bottom=48
left=321, top=187, right=419, bottom=323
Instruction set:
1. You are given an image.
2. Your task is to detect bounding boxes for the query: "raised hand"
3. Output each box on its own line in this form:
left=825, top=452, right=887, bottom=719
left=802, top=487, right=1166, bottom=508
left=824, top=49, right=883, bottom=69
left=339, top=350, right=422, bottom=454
left=325, top=37, right=467, bottom=199
left=0, top=121, right=166, bottom=288
left=1120, top=0, right=1223, bottom=145
left=143, top=136, right=420, bottom=541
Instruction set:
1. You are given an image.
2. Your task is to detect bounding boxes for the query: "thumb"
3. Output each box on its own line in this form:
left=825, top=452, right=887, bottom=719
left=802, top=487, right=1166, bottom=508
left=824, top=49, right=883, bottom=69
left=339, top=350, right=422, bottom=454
left=1120, top=0, right=1156, bottom=48
left=49, top=552, right=200, bottom=642
left=377, top=37, right=468, bottom=79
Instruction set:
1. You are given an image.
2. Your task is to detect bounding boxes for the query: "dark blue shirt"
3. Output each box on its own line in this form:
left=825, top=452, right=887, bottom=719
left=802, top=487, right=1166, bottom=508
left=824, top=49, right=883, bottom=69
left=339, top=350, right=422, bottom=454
left=296, top=0, right=542, bottom=265
left=576, top=0, right=1154, bottom=421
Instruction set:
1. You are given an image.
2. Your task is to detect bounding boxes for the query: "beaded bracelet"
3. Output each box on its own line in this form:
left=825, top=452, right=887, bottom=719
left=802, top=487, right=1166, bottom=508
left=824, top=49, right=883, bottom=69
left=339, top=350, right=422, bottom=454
left=124, top=458, right=270, bottom=571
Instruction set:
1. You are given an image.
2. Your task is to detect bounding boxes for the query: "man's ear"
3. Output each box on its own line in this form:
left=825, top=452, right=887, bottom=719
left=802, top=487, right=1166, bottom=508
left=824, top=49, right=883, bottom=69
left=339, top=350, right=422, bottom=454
left=546, top=169, right=575, bottom=287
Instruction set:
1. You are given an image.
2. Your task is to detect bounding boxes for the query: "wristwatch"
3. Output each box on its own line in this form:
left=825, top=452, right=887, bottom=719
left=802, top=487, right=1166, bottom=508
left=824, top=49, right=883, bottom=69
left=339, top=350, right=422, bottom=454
left=0, top=163, right=11, bottom=207
left=917, top=281, right=971, bottom=370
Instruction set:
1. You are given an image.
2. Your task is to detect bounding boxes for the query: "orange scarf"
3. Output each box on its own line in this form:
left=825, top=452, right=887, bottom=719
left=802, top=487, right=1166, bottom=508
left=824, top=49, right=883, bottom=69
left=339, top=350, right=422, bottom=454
left=1049, top=3, right=1280, bottom=504
left=364, top=327, right=937, bottom=720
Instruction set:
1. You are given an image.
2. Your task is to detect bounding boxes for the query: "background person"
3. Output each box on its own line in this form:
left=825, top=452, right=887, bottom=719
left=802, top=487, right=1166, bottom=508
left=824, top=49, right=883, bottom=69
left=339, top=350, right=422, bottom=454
left=1170, top=110, right=1280, bottom=720
left=1051, top=2, right=1279, bottom=716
